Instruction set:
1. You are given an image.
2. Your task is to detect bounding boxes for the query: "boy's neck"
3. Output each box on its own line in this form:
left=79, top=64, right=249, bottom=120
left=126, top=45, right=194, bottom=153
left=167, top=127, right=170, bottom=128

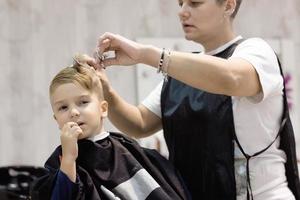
left=87, top=130, right=109, bottom=142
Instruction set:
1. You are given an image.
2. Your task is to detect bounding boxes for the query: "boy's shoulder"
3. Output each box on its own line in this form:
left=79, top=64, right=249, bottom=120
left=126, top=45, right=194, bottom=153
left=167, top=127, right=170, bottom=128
left=108, top=132, right=168, bottom=161
left=109, top=132, right=139, bottom=144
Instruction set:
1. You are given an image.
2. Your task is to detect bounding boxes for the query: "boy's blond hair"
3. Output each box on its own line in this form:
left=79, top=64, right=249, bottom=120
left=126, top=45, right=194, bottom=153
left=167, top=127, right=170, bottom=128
left=50, top=55, right=104, bottom=100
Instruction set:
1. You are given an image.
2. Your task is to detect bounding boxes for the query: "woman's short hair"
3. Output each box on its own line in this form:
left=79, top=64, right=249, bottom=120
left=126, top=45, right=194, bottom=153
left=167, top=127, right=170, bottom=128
left=216, top=0, right=242, bottom=18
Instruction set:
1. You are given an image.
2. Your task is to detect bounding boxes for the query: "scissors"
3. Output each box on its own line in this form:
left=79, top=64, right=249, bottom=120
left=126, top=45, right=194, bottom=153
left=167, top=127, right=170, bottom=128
left=96, top=49, right=107, bottom=62
left=72, top=51, right=106, bottom=69
left=96, top=49, right=110, bottom=69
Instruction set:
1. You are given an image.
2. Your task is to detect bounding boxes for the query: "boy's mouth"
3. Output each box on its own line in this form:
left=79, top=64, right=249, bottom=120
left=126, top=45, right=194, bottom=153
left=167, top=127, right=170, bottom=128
left=77, top=122, right=85, bottom=127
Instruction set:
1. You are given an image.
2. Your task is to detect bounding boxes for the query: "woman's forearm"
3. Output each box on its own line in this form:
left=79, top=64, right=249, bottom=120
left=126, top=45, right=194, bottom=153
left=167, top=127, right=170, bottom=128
left=107, top=88, right=161, bottom=138
left=141, top=45, right=261, bottom=97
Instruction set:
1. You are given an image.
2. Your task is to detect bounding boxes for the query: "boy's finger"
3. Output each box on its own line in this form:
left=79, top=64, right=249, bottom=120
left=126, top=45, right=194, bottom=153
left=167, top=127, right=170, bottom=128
left=73, top=129, right=83, bottom=138
left=62, top=122, right=77, bottom=131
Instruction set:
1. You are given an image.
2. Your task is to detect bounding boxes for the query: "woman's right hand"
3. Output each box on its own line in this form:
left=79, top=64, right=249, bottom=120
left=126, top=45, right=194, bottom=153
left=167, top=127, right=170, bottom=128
left=73, top=54, right=113, bottom=101
left=95, top=32, right=145, bottom=68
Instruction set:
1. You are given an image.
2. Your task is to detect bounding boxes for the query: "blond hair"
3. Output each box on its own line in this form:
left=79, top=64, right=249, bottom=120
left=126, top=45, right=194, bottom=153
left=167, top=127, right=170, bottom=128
left=49, top=56, right=104, bottom=100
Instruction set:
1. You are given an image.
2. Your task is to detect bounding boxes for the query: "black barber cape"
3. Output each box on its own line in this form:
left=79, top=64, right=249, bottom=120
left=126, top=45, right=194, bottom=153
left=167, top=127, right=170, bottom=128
left=30, top=132, right=189, bottom=200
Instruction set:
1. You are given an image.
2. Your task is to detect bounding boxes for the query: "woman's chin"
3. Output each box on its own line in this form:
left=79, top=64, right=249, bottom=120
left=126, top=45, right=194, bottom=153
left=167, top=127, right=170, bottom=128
left=184, top=33, right=195, bottom=41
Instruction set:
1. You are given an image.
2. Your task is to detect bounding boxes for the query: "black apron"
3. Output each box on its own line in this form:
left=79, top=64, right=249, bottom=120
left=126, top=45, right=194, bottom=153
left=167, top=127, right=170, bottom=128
left=161, top=41, right=300, bottom=200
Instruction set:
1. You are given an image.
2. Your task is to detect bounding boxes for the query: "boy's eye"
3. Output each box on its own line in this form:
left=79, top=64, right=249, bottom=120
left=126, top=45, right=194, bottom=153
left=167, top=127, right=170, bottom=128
left=58, top=105, right=68, bottom=111
left=80, top=100, right=89, bottom=105
left=190, top=1, right=201, bottom=6
left=178, top=0, right=183, bottom=7
left=178, top=1, right=202, bottom=7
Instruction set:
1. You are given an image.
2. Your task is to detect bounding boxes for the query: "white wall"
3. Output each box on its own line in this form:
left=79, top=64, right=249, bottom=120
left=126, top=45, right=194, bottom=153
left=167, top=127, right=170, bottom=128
left=0, top=0, right=299, bottom=166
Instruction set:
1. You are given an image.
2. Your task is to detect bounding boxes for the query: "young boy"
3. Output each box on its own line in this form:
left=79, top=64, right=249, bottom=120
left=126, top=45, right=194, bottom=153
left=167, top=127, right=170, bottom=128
left=30, top=55, right=189, bottom=200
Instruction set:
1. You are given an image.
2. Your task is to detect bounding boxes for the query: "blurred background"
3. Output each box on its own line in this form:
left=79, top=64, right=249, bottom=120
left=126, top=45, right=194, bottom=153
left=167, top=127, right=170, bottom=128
left=0, top=0, right=300, bottom=167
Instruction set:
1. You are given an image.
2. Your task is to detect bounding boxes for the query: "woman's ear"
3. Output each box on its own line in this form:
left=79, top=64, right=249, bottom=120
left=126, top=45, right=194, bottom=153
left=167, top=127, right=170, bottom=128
left=53, top=114, right=57, bottom=121
left=100, top=100, right=108, bottom=118
left=224, top=0, right=236, bottom=16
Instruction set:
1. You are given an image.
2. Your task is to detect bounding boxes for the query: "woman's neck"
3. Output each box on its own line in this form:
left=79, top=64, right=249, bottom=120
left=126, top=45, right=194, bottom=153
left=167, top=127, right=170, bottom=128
left=204, top=35, right=236, bottom=52
left=199, top=25, right=236, bottom=52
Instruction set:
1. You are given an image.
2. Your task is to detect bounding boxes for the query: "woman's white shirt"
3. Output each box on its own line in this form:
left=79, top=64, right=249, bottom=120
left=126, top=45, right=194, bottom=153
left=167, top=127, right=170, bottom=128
left=141, top=37, right=295, bottom=200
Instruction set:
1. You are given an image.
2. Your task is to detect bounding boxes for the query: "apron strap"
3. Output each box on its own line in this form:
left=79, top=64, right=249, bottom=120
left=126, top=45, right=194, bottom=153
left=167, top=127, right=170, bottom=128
left=234, top=53, right=288, bottom=200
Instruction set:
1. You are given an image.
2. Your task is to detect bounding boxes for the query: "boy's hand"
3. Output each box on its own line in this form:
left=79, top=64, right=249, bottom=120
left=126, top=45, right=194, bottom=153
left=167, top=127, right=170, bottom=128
left=60, top=122, right=83, bottom=182
left=60, top=122, right=83, bottom=161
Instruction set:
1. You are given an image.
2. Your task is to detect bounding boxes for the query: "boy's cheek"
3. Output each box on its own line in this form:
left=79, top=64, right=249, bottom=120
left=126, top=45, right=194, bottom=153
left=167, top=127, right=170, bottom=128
left=56, top=119, right=65, bottom=130
left=56, top=122, right=63, bottom=130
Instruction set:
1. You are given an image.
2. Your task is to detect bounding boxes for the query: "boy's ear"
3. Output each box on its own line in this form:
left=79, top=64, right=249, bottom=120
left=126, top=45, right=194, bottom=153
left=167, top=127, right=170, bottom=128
left=100, top=101, right=108, bottom=118
left=52, top=114, right=62, bottom=130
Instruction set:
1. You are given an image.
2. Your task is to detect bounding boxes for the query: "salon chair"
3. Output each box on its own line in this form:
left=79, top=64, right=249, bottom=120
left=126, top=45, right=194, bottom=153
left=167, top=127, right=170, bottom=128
left=0, top=166, right=47, bottom=200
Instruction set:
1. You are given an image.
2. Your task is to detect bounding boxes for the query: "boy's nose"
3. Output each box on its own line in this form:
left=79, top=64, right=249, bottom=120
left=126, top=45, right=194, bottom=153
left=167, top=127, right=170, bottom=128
left=70, top=107, right=80, bottom=118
